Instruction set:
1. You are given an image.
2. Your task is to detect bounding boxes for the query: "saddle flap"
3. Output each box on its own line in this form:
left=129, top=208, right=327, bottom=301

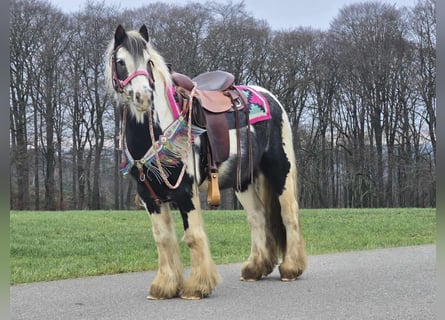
left=196, top=90, right=233, bottom=113
left=204, top=110, right=230, bottom=163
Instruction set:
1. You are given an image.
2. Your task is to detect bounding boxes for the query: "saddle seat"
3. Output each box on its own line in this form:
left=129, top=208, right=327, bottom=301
left=171, top=70, right=234, bottom=91
left=172, top=71, right=242, bottom=113
left=193, top=70, right=234, bottom=91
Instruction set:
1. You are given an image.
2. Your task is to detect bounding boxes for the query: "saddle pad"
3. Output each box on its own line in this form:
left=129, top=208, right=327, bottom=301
left=235, top=85, right=271, bottom=124
left=167, top=85, right=271, bottom=125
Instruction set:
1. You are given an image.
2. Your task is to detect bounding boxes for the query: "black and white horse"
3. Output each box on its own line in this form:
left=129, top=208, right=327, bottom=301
left=105, top=25, right=307, bottom=300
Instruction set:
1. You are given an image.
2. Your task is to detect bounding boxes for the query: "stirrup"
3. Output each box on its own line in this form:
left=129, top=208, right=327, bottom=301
left=207, top=169, right=221, bottom=208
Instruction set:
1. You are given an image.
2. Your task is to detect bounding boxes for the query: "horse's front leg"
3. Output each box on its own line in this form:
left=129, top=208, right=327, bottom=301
left=180, top=190, right=221, bottom=299
left=146, top=203, right=184, bottom=300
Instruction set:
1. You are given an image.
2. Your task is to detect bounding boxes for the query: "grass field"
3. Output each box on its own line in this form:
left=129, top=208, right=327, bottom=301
left=10, top=208, right=435, bottom=284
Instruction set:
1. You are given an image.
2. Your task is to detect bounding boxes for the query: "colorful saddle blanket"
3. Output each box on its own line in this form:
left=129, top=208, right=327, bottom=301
left=167, top=85, right=271, bottom=124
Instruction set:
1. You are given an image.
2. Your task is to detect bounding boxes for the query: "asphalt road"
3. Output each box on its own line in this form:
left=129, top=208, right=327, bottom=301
left=10, top=245, right=436, bottom=320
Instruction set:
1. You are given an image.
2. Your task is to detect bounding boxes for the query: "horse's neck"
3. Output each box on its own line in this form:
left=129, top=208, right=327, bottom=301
left=124, top=92, right=173, bottom=160
left=125, top=114, right=152, bottom=160
left=153, top=85, right=175, bottom=131
left=123, top=85, right=174, bottom=160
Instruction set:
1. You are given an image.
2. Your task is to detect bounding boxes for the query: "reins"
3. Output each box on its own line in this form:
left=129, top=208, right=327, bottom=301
left=146, top=83, right=197, bottom=190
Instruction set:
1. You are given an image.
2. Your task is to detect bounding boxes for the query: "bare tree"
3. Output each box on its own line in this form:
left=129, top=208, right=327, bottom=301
left=64, top=17, right=90, bottom=209
left=409, top=0, right=436, bottom=163
left=10, top=0, right=64, bottom=209
left=25, top=9, right=68, bottom=210
left=202, top=1, right=270, bottom=83
left=75, top=3, right=118, bottom=209
left=330, top=2, right=411, bottom=207
left=305, top=31, right=340, bottom=207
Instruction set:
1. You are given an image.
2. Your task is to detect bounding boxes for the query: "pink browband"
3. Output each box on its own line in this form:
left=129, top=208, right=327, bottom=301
left=113, top=69, right=155, bottom=93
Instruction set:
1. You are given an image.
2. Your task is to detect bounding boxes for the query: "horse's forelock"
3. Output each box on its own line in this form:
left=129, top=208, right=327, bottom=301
left=123, top=31, right=171, bottom=84
left=122, top=30, right=147, bottom=60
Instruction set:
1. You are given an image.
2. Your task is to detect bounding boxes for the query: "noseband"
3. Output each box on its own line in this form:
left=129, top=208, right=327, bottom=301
left=111, top=46, right=155, bottom=93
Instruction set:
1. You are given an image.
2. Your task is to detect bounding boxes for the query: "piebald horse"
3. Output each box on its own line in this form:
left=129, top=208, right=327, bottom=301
left=105, top=24, right=307, bottom=300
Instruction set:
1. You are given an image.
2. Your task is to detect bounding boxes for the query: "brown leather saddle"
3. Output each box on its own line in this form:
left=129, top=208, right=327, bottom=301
left=171, top=70, right=250, bottom=207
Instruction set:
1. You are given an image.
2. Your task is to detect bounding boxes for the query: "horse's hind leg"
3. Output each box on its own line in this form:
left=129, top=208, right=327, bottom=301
left=147, top=203, right=184, bottom=300
left=236, top=184, right=277, bottom=281
left=181, top=193, right=221, bottom=299
left=278, top=162, right=307, bottom=281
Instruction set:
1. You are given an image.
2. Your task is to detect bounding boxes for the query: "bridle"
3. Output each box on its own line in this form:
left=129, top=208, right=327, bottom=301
left=111, top=46, right=155, bottom=93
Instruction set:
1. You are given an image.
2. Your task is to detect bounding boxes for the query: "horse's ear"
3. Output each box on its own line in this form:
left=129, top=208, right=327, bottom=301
left=114, top=24, right=127, bottom=49
left=139, top=25, right=149, bottom=42
left=166, top=63, right=173, bottom=73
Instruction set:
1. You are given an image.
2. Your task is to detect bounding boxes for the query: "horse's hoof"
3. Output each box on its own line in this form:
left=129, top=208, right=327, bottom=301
left=146, top=289, right=180, bottom=300
left=240, top=276, right=258, bottom=282
left=280, top=277, right=297, bottom=282
left=180, top=289, right=209, bottom=300
left=279, top=262, right=304, bottom=281
left=146, top=295, right=166, bottom=300
left=180, top=294, right=203, bottom=300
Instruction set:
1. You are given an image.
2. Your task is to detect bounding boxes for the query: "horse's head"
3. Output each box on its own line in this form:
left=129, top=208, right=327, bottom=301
left=106, top=24, right=171, bottom=123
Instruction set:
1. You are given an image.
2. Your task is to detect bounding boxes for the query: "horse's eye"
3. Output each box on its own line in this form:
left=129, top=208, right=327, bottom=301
left=115, top=58, right=128, bottom=81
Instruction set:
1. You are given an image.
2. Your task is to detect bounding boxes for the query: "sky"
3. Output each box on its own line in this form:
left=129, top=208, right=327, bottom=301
left=47, top=0, right=418, bottom=30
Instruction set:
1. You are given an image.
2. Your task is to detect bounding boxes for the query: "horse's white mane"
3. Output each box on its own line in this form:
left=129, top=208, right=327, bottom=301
left=104, top=28, right=172, bottom=101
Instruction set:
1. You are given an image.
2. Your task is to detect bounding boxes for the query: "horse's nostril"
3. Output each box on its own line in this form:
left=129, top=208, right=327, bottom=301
left=135, top=92, right=142, bottom=104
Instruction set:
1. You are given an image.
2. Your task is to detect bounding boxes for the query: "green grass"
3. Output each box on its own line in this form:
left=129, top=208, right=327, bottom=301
left=10, top=208, right=435, bottom=284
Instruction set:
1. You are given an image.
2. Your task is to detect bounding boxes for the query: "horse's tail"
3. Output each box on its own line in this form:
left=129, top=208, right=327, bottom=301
left=259, top=174, right=287, bottom=262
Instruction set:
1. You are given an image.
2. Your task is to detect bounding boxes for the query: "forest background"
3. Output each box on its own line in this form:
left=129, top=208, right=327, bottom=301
left=9, top=0, right=436, bottom=210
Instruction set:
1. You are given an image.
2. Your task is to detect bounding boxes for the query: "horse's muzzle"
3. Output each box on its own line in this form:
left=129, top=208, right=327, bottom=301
left=129, top=88, right=152, bottom=111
